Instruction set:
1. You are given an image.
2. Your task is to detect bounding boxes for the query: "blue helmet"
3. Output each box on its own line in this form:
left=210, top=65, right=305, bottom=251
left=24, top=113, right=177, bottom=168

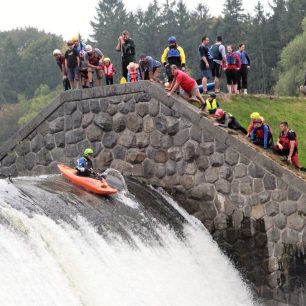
left=168, top=36, right=177, bottom=44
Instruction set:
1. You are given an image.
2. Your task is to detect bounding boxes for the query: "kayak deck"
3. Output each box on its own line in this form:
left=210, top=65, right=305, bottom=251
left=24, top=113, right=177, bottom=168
left=58, top=164, right=118, bottom=195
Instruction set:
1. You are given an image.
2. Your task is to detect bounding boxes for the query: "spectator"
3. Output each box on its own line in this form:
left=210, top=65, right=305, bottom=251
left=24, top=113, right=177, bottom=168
left=161, top=36, right=186, bottom=84
left=84, top=45, right=104, bottom=87
left=214, top=108, right=247, bottom=134
left=53, top=49, right=70, bottom=91
left=210, top=36, right=227, bottom=93
left=102, top=57, right=116, bottom=85
left=198, top=36, right=213, bottom=94
left=250, top=117, right=273, bottom=149
left=236, top=44, right=250, bottom=94
left=115, top=30, right=136, bottom=80
left=225, top=45, right=241, bottom=94
left=273, top=122, right=299, bottom=168
left=247, top=112, right=262, bottom=137
left=79, top=50, right=89, bottom=88
left=167, top=65, right=205, bottom=108
left=202, top=92, right=220, bottom=114
left=64, top=40, right=80, bottom=89
left=127, top=62, right=140, bottom=83
left=72, top=35, right=86, bottom=55
left=139, top=54, right=162, bottom=82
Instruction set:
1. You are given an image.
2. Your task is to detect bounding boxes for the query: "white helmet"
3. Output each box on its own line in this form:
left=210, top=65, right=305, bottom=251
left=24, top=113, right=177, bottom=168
left=53, top=49, right=61, bottom=56
left=85, top=45, right=93, bottom=53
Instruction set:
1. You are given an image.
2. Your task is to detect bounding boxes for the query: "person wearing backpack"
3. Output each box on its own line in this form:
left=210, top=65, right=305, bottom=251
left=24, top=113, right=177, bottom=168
left=210, top=36, right=227, bottom=93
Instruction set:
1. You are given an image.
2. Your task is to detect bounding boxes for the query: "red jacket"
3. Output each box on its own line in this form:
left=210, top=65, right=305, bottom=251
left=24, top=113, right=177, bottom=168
left=103, top=63, right=116, bottom=77
left=226, top=52, right=241, bottom=70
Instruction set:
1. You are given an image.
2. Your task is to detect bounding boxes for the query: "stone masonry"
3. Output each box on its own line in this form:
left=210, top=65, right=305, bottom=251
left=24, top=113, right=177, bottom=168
left=0, top=81, right=306, bottom=304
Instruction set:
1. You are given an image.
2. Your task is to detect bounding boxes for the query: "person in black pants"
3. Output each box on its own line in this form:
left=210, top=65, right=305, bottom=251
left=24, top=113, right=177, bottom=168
left=115, top=30, right=135, bottom=80
left=236, top=44, right=250, bottom=94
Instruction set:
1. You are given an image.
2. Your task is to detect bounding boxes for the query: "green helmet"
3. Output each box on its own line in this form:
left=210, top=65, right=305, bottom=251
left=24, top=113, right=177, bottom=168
left=84, top=148, right=94, bottom=157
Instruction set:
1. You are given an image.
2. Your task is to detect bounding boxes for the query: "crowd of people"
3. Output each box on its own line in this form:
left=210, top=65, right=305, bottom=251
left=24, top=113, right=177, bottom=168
left=53, top=31, right=303, bottom=171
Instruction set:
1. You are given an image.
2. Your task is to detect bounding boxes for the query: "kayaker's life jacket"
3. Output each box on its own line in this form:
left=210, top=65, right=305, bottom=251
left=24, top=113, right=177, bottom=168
left=75, top=156, right=93, bottom=173
left=254, top=124, right=272, bottom=140
left=226, top=53, right=237, bottom=65
left=167, top=47, right=180, bottom=58
left=278, top=129, right=298, bottom=151
left=205, top=98, right=218, bottom=113
left=129, top=69, right=138, bottom=83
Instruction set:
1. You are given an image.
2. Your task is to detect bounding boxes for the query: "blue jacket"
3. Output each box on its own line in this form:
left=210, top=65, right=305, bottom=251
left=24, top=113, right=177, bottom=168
left=250, top=125, right=270, bottom=149
left=236, top=51, right=250, bottom=65
left=75, top=156, right=93, bottom=173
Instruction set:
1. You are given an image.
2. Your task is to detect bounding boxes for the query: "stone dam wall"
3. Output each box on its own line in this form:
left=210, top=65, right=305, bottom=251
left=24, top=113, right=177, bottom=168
left=1, top=81, right=306, bottom=304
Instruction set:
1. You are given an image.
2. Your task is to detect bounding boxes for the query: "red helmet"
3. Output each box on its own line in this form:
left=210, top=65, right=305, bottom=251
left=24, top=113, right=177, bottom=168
left=215, top=108, right=224, bottom=117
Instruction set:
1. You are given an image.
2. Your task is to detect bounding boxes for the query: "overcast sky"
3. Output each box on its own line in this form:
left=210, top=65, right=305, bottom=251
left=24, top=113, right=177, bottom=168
left=0, top=0, right=268, bottom=40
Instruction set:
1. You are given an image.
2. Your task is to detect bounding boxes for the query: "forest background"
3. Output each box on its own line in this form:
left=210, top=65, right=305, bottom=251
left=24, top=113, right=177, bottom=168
left=0, top=0, right=305, bottom=144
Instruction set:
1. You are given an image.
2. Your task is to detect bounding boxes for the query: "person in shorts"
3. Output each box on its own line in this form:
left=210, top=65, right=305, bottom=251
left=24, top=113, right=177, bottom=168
left=65, top=40, right=80, bottom=89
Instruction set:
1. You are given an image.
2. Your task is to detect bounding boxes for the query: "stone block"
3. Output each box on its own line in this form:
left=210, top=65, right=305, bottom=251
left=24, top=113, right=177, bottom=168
left=126, top=151, right=146, bottom=164
left=229, top=194, right=245, bottom=206
left=197, top=156, right=210, bottom=171
left=81, top=113, right=94, bottom=128
left=233, top=164, right=247, bottom=178
left=265, top=201, right=279, bottom=217
left=36, top=148, right=52, bottom=166
left=143, top=116, right=155, bottom=133
left=232, top=209, right=243, bottom=229
left=113, top=113, right=127, bottom=133
left=199, top=201, right=217, bottom=220
left=79, top=100, right=90, bottom=113
left=65, top=102, right=77, bottom=115
left=266, top=271, right=282, bottom=289
left=161, top=135, right=173, bottom=149
left=281, top=229, right=299, bottom=244
left=148, top=98, right=160, bottom=117
left=177, top=160, right=187, bottom=175
left=2, top=154, right=16, bottom=167
left=106, top=104, right=118, bottom=116
left=72, top=110, right=83, bottom=129
left=86, top=124, right=102, bottom=142
left=15, top=141, right=31, bottom=156
left=143, top=159, right=155, bottom=178
left=155, top=115, right=168, bottom=134
left=297, top=195, right=306, bottom=215
left=272, top=190, right=287, bottom=202
left=155, top=164, right=166, bottom=179
left=287, top=187, right=301, bottom=201
left=161, top=104, right=174, bottom=116
left=89, top=99, right=101, bottom=113
left=251, top=204, right=265, bottom=219
left=280, top=201, right=297, bottom=216
left=253, top=179, right=264, bottom=193
left=64, top=116, right=73, bottom=131
left=197, top=143, right=214, bottom=156
left=31, top=134, right=45, bottom=153
left=102, top=132, right=118, bottom=148
left=240, top=177, right=253, bottom=195
left=218, top=165, right=232, bottom=180
left=15, top=156, right=26, bottom=172
left=225, top=149, right=239, bottom=165
left=65, top=145, right=79, bottom=158
left=185, top=162, right=197, bottom=175
left=263, top=173, right=276, bottom=190
left=166, top=160, right=176, bottom=176
left=127, top=113, right=143, bottom=133
left=215, top=179, right=231, bottom=195
left=210, top=153, right=224, bottom=167
left=50, top=148, right=65, bottom=163
left=287, top=214, right=304, bottom=231
left=258, top=191, right=271, bottom=204
left=167, top=117, right=180, bottom=136
left=110, top=159, right=133, bottom=174
left=190, top=183, right=215, bottom=201
left=54, top=132, right=65, bottom=148
left=205, top=167, right=219, bottom=183
left=94, top=113, right=113, bottom=132
left=112, top=145, right=126, bottom=160
left=182, top=140, right=198, bottom=162
left=173, top=129, right=189, bottom=146
left=132, top=164, right=144, bottom=177
left=45, top=134, right=55, bottom=150
left=135, top=102, right=149, bottom=117
left=267, top=227, right=280, bottom=242
left=189, top=126, right=201, bottom=142
left=150, top=130, right=162, bottom=148
left=118, top=131, right=135, bottom=148
left=239, top=155, right=250, bottom=165
left=215, top=140, right=227, bottom=153
left=136, top=132, right=150, bottom=148
left=248, top=163, right=265, bottom=178
left=273, top=214, right=286, bottom=230
left=214, top=213, right=228, bottom=230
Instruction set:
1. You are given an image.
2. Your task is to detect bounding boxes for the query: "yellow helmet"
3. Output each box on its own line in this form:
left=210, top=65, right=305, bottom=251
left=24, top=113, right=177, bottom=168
left=72, top=35, right=79, bottom=43
left=103, top=57, right=111, bottom=62
left=250, top=112, right=260, bottom=120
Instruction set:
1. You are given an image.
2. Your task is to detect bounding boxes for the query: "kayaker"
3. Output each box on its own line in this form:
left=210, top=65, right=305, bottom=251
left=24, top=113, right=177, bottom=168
left=75, top=148, right=105, bottom=180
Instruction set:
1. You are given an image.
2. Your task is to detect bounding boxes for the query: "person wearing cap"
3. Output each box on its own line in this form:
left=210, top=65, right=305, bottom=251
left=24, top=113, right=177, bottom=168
left=139, top=54, right=162, bottom=82
left=167, top=65, right=205, bottom=108
left=201, top=92, right=220, bottom=114
left=127, top=62, right=140, bottom=83
left=161, top=36, right=186, bottom=83
left=72, top=35, right=86, bottom=55
left=214, top=108, right=247, bottom=134
left=84, top=45, right=104, bottom=86
left=64, top=40, right=80, bottom=89
left=53, top=49, right=70, bottom=91
left=115, top=30, right=136, bottom=79
left=246, top=112, right=262, bottom=137
left=250, top=118, right=273, bottom=149
left=102, top=57, right=116, bottom=85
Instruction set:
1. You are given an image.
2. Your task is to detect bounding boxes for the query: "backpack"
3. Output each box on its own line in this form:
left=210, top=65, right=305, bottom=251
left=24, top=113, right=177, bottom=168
left=210, top=44, right=222, bottom=60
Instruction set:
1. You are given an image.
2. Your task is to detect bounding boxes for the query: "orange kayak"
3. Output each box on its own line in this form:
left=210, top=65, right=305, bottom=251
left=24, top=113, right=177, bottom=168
left=58, top=164, right=118, bottom=195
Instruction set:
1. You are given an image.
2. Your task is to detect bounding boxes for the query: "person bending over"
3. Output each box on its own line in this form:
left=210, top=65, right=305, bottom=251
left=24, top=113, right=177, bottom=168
left=214, top=108, right=247, bottom=134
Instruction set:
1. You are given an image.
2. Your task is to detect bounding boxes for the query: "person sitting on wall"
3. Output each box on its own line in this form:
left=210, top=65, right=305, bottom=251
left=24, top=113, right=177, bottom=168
left=127, top=62, right=141, bottom=82
left=75, top=148, right=105, bottom=180
left=201, top=92, right=220, bottom=114
left=273, top=122, right=299, bottom=168
left=246, top=112, right=263, bottom=137
left=213, top=108, right=247, bottom=134
left=250, top=117, right=273, bottom=149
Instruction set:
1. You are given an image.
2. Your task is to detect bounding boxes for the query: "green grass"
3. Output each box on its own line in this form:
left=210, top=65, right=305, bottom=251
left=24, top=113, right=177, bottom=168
left=219, top=95, right=306, bottom=166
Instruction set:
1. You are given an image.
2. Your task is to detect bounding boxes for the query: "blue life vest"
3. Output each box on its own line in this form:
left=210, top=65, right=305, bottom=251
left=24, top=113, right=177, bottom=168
left=227, top=53, right=237, bottom=65
left=168, top=48, right=180, bottom=58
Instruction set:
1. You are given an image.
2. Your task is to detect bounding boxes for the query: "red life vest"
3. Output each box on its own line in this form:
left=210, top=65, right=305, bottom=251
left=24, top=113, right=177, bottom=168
left=103, top=64, right=115, bottom=77
left=278, top=129, right=298, bottom=151
left=129, top=70, right=138, bottom=82
left=255, top=124, right=272, bottom=139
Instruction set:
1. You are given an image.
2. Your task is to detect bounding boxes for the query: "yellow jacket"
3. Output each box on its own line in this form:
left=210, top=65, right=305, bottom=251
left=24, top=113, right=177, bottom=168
left=161, top=45, right=186, bottom=66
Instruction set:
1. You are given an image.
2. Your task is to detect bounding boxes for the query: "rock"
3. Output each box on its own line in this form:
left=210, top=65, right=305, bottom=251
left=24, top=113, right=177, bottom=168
left=112, top=145, right=126, bottom=160
left=118, top=99, right=135, bottom=114
left=126, top=151, right=146, bottom=164
left=232, top=209, right=243, bottom=229
left=273, top=214, right=287, bottom=230
left=136, top=102, right=149, bottom=117
left=263, top=173, right=276, bottom=190
left=239, top=155, right=250, bottom=165
left=215, top=179, right=231, bottom=195
left=36, top=148, right=52, bottom=166
left=251, top=204, right=265, bottom=219
left=154, top=150, right=168, bottom=163
left=92, top=142, right=102, bottom=156
left=185, top=162, right=197, bottom=175
left=45, top=134, right=55, bottom=150
left=81, top=113, right=94, bottom=128
left=197, top=143, right=214, bottom=156
left=281, top=229, right=299, bottom=244
left=143, top=159, right=155, bottom=178
left=298, top=195, right=306, bottom=215
left=173, top=129, right=189, bottom=146
left=31, top=134, right=45, bottom=153
left=65, top=129, right=85, bottom=144
left=287, top=214, right=304, bottom=231
left=161, top=135, right=173, bottom=149
left=148, top=98, right=159, bottom=116
left=267, top=227, right=280, bottom=242
left=180, top=175, right=195, bottom=190
left=205, top=167, right=219, bottom=183
left=161, top=104, right=174, bottom=116
left=265, top=201, right=279, bottom=217
left=266, top=271, right=281, bottom=289
left=215, top=141, right=227, bottom=153
left=280, top=201, right=297, bottom=216
left=2, top=155, right=16, bottom=167
left=102, top=132, right=118, bottom=148
left=272, top=190, right=287, bottom=202
left=86, top=124, right=102, bottom=142
left=94, top=113, right=113, bottom=132
left=79, top=100, right=90, bottom=113
left=225, top=149, right=239, bottom=165
left=50, top=148, right=65, bottom=163
left=166, top=117, right=180, bottom=136
left=189, top=126, right=202, bottom=142
left=155, top=164, right=166, bottom=179
left=118, top=131, right=135, bottom=148
left=253, top=179, right=264, bottom=193
left=136, top=133, right=150, bottom=148
left=210, top=153, right=224, bottom=167
left=199, top=201, right=217, bottom=220
left=15, top=141, right=31, bottom=156
left=65, top=145, right=79, bottom=158
left=155, top=116, right=168, bottom=134
left=219, top=166, right=232, bottom=180
left=288, top=187, right=301, bottom=201
left=240, top=177, right=253, bottom=195
left=54, top=132, right=65, bottom=148
left=258, top=191, right=271, bottom=204
left=182, top=140, right=198, bottom=162
left=229, top=194, right=245, bottom=207
left=113, top=113, right=127, bottom=132
left=190, top=183, right=215, bottom=201
left=89, top=99, right=101, bottom=113
left=106, top=104, right=118, bottom=116
left=197, top=156, right=210, bottom=171
left=168, top=147, right=182, bottom=161
left=65, top=102, right=77, bottom=115
left=214, top=213, right=228, bottom=230
left=150, top=130, right=162, bottom=148
left=248, top=163, right=265, bottom=178
left=110, top=159, right=133, bottom=174
left=16, top=156, right=26, bottom=172
left=127, top=113, right=143, bottom=133
left=234, top=164, right=247, bottom=178
left=143, top=116, right=155, bottom=133
left=166, top=160, right=177, bottom=176
left=72, top=110, right=83, bottom=129
left=64, top=116, right=73, bottom=131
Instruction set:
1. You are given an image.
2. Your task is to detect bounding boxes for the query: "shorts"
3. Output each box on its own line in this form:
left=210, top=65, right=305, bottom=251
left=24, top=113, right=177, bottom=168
left=67, top=66, right=80, bottom=81
left=225, top=69, right=238, bottom=85
left=212, top=62, right=222, bottom=78
left=200, top=69, right=212, bottom=79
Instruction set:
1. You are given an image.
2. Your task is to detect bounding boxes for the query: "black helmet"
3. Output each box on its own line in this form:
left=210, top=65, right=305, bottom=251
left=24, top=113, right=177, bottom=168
left=208, top=92, right=216, bottom=98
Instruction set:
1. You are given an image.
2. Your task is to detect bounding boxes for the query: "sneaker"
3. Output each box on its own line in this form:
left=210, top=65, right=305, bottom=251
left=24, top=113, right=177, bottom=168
left=244, top=89, right=248, bottom=95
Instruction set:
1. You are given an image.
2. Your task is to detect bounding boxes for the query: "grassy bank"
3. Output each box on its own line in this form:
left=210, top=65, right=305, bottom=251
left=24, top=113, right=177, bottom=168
left=219, top=95, right=306, bottom=166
